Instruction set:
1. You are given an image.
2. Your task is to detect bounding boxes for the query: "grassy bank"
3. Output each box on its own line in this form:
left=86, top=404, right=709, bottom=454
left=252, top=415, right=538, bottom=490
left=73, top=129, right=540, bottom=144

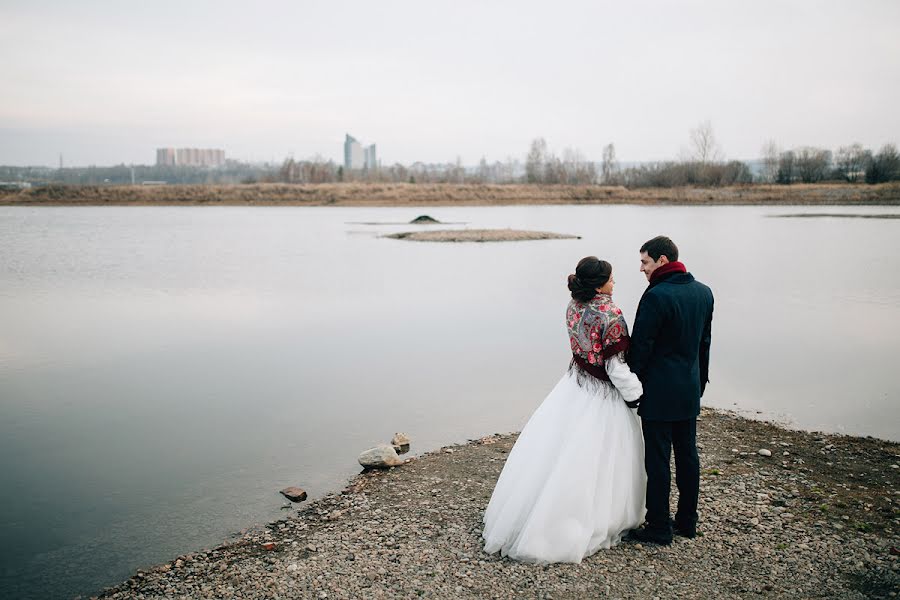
left=3, top=182, right=900, bottom=207
left=96, top=408, right=899, bottom=600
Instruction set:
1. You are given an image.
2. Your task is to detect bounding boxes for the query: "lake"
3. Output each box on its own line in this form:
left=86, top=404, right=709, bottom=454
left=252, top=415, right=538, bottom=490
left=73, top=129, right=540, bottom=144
left=1, top=205, right=898, bottom=599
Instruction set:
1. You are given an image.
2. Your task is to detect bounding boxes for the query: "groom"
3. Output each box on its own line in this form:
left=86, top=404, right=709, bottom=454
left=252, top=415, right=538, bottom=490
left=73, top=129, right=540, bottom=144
left=627, top=236, right=714, bottom=545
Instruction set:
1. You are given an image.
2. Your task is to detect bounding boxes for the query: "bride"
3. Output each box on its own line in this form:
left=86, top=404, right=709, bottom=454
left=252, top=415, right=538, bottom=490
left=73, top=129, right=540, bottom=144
left=482, top=256, right=646, bottom=563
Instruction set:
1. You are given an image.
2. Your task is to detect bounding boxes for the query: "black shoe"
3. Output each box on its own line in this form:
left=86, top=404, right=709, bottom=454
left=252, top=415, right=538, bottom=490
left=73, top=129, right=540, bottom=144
left=628, top=525, right=673, bottom=546
left=673, top=521, right=697, bottom=539
left=670, top=516, right=698, bottom=538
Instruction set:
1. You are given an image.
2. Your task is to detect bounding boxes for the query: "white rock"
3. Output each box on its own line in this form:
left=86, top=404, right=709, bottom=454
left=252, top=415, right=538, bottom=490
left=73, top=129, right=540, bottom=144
left=391, top=432, right=411, bottom=447
left=758, top=448, right=772, bottom=457
left=358, top=444, right=404, bottom=468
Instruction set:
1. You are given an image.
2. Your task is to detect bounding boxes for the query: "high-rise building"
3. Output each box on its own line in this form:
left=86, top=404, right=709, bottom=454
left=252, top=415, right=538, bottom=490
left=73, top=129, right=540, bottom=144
left=156, top=147, right=225, bottom=167
left=364, top=144, right=377, bottom=170
left=156, top=148, right=177, bottom=166
left=344, top=135, right=363, bottom=170
left=344, top=134, right=377, bottom=170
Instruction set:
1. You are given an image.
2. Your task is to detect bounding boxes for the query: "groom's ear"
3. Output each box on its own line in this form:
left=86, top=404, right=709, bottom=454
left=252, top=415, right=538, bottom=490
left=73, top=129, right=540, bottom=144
left=658, top=255, right=670, bottom=265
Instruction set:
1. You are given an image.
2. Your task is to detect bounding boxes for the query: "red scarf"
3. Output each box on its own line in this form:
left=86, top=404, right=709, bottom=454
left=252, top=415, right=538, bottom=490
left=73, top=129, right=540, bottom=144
left=649, top=260, right=686, bottom=283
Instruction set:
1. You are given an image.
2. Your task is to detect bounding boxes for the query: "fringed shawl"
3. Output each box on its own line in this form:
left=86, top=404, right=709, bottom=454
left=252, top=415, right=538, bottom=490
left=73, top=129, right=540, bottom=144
left=566, top=293, right=631, bottom=389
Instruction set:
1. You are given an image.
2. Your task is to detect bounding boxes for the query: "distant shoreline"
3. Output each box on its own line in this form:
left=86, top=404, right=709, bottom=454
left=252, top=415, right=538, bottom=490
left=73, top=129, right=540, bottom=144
left=2, top=182, right=900, bottom=207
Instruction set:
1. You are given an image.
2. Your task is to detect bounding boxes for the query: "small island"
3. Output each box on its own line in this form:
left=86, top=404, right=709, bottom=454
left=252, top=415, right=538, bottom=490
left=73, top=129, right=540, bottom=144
left=385, top=229, right=580, bottom=242
left=409, top=215, right=442, bottom=224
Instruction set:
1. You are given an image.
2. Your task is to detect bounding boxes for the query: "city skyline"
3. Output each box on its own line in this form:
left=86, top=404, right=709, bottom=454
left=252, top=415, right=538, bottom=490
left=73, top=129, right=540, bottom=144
left=2, top=0, right=899, bottom=167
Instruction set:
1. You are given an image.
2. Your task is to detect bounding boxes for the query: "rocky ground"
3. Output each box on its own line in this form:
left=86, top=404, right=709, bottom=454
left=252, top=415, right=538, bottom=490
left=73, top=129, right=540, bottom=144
left=384, top=229, right=580, bottom=242
left=95, top=409, right=899, bottom=600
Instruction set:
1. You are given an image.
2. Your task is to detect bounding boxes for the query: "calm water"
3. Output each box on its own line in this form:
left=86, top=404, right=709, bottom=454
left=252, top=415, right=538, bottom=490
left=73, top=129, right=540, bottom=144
left=1, top=205, right=898, bottom=599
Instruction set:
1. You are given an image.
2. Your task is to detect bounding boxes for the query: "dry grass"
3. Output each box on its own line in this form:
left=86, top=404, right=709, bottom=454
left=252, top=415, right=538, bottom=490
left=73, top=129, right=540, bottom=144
left=2, top=182, right=899, bottom=206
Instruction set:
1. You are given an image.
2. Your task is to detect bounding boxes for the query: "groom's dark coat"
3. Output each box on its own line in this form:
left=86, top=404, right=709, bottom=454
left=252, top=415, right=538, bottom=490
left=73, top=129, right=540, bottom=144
left=628, top=271, right=714, bottom=421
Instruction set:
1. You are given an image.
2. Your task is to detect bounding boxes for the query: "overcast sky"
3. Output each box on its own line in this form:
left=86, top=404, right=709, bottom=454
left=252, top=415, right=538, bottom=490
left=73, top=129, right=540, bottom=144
left=2, top=0, right=899, bottom=167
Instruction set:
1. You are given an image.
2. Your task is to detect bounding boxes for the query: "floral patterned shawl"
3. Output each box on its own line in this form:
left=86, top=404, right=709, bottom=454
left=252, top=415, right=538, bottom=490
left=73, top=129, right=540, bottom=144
left=566, top=293, right=631, bottom=386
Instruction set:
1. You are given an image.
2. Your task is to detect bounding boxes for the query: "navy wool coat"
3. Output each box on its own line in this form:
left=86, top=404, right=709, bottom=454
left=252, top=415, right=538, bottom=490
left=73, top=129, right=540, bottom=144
left=627, top=271, right=714, bottom=422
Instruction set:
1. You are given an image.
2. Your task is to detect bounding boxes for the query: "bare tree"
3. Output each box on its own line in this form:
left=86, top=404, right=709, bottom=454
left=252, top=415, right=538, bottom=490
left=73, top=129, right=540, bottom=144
left=561, top=148, right=596, bottom=185
left=278, top=155, right=339, bottom=183
left=279, top=157, right=298, bottom=183
left=718, top=161, right=754, bottom=185
left=544, top=155, right=565, bottom=184
left=526, top=138, right=548, bottom=183
left=500, top=157, right=521, bottom=183
left=476, top=157, right=490, bottom=183
left=794, top=147, right=831, bottom=183
left=690, top=120, right=723, bottom=164
left=835, top=144, right=869, bottom=182
left=776, top=151, right=795, bottom=184
left=386, top=163, right=408, bottom=183
left=601, top=143, right=620, bottom=184
left=621, top=159, right=752, bottom=187
left=452, top=156, right=465, bottom=184
left=866, top=143, right=900, bottom=183
left=760, top=140, right=780, bottom=183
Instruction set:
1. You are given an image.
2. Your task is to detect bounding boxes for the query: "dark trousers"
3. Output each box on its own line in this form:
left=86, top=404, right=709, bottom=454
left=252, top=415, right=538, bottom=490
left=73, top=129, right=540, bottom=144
left=641, top=419, right=700, bottom=531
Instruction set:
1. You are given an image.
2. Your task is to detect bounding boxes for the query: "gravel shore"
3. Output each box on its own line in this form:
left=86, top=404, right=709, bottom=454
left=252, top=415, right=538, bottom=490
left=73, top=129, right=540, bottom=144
left=95, top=409, right=899, bottom=599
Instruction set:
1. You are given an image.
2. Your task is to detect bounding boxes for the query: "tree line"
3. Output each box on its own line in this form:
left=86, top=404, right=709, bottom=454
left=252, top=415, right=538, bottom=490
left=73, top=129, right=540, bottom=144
left=0, top=162, right=277, bottom=186
left=275, top=155, right=525, bottom=185
left=525, top=122, right=900, bottom=187
left=760, top=142, right=900, bottom=185
left=275, top=124, right=899, bottom=187
left=3, top=123, right=898, bottom=187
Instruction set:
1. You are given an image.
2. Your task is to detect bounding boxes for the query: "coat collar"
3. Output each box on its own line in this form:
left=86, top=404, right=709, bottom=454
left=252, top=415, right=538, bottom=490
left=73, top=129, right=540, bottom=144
left=647, top=268, right=694, bottom=290
left=649, top=260, right=686, bottom=283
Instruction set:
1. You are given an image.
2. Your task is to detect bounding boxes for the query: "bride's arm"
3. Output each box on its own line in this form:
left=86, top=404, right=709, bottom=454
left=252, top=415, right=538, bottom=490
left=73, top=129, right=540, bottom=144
left=605, top=353, right=643, bottom=404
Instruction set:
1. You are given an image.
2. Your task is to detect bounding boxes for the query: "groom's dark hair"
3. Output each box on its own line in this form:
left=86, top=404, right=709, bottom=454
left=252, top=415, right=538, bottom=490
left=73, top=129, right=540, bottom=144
left=640, top=236, right=679, bottom=262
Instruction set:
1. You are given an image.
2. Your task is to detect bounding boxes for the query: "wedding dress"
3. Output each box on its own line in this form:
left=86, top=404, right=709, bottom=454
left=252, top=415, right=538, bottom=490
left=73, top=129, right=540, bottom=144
left=482, top=293, right=646, bottom=563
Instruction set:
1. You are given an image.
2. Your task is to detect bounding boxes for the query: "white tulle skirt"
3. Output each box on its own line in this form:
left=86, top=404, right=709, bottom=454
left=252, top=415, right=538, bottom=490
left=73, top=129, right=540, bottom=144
left=482, top=369, right=647, bottom=563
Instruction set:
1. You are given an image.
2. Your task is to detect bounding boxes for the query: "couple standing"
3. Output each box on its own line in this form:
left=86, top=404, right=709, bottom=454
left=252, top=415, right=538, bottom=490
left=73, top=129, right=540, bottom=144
left=482, top=235, right=714, bottom=561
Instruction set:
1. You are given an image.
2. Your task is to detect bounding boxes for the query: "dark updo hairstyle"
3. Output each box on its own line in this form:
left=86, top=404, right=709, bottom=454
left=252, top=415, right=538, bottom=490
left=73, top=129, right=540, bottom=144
left=567, top=256, right=612, bottom=302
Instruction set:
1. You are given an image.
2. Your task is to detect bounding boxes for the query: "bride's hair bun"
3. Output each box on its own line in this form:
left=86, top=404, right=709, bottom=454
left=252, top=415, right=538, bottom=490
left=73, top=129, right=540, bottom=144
left=568, top=256, right=612, bottom=302
left=567, top=273, right=581, bottom=291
